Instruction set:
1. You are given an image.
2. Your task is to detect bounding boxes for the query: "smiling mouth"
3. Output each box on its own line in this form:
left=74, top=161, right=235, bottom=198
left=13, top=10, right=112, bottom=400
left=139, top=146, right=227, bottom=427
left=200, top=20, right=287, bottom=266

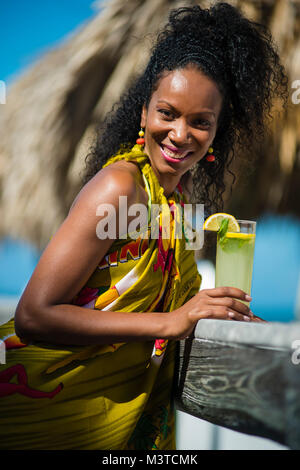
left=160, top=145, right=193, bottom=162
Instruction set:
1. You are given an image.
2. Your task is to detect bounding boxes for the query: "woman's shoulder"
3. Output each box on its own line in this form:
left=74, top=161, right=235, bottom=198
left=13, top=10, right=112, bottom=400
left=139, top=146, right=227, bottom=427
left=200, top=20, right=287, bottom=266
left=69, top=160, right=146, bottom=216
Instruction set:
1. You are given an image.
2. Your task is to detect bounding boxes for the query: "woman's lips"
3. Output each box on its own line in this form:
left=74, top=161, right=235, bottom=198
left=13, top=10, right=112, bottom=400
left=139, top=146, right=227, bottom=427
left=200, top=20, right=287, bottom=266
left=160, top=145, right=192, bottom=163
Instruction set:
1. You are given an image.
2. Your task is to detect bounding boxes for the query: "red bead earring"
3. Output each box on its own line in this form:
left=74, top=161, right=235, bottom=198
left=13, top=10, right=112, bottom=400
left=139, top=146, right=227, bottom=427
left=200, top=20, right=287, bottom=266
left=136, top=129, right=145, bottom=147
left=206, top=146, right=215, bottom=162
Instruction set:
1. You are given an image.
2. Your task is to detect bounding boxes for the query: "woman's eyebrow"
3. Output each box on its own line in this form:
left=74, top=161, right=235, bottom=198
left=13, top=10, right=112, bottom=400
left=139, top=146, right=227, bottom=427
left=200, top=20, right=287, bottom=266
left=156, top=100, right=177, bottom=110
left=156, top=100, right=216, bottom=117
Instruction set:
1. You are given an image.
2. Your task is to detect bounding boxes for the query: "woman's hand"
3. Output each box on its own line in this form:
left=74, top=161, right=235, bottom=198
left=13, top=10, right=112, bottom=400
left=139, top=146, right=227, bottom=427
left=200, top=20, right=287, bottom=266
left=169, top=286, right=260, bottom=340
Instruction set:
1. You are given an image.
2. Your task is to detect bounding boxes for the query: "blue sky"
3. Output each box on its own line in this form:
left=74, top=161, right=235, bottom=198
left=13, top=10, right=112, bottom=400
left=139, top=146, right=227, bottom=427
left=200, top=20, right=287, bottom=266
left=0, top=0, right=99, bottom=84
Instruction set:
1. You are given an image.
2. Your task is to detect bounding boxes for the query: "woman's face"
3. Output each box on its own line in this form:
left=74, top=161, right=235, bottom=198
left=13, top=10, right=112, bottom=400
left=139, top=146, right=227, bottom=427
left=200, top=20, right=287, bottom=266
left=140, top=66, right=223, bottom=195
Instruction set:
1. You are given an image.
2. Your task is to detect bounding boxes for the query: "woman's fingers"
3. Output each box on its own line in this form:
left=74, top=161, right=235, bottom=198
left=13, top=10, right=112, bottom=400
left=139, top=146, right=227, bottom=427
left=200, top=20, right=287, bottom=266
left=252, top=315, right=267, bottom=323
left=201, top=286, right=252, bottom=302
left=200, top=306, right=252, bottom=322
left=227, top=311, right=251, bottom=322
left=188, top=288, right=265, bottom=324
left=207, top=296, right=253, bottom=318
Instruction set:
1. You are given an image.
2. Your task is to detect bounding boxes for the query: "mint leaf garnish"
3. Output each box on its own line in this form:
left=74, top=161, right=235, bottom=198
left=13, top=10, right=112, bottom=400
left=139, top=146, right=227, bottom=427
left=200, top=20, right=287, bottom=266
left=217, top=218, right=229, bottom=247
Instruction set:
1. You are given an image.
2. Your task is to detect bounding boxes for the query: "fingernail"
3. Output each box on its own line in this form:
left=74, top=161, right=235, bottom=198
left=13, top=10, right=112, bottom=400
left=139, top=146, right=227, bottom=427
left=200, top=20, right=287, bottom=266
left=228, top=312, right=235, bottom=318
left=244, top=315, right=250, bottom=322
left=245, top=295, right=252, bottom=301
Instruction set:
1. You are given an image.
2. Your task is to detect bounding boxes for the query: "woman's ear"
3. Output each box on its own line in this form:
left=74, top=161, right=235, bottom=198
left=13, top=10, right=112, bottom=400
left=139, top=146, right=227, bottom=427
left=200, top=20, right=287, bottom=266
left=140, top=105, right=147, bottom=128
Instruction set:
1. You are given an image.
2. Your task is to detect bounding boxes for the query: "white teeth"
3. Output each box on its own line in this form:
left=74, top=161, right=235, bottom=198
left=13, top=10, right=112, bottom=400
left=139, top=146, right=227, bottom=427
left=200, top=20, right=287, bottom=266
left=162, top=146, right=189, bottom=159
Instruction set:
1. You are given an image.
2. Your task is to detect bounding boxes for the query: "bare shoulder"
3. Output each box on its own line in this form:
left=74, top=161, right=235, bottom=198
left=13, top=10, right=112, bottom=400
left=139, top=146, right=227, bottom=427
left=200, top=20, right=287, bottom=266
left=15, top=161, right=145, bottom=317
left=69, top=160, right=145, bottom=215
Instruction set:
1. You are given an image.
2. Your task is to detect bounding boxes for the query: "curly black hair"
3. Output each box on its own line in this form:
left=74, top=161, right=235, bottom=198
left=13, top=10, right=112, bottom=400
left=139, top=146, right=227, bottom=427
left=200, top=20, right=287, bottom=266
left=82, top=2, right=288, bottom=214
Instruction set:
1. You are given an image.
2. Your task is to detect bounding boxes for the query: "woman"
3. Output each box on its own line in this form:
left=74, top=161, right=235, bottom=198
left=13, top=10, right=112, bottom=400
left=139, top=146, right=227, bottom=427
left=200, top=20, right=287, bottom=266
left=0, top=3, right=287, bottom=450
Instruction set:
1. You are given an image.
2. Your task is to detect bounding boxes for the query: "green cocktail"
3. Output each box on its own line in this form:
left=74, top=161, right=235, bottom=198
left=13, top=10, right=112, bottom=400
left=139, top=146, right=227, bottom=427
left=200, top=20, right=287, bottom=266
left=215, top=220, right=256, bottom=304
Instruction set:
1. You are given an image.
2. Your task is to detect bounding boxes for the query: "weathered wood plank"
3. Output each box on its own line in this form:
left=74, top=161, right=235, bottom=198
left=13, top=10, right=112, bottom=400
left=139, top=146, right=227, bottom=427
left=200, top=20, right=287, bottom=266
left=174, top=319, right=300, bottom=449
left=194, top=318, right=300, bottom=349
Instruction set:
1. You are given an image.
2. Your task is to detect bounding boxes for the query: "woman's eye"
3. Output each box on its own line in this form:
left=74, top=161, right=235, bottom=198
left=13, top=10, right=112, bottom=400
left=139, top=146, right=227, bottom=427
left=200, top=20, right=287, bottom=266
left=158, top=109, right=173, bottom=118
left=194, top=119, right=211, bottom=128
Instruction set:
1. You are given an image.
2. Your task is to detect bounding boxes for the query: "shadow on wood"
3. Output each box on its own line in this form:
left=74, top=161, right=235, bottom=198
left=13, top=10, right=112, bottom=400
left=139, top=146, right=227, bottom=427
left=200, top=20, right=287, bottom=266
left=174, top=319, right=300, bottom=449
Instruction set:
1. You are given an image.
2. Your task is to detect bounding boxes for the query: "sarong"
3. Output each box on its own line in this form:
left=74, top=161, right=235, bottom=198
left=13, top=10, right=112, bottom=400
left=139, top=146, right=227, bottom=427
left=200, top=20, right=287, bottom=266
left=0, top=144, right=201, bottom=450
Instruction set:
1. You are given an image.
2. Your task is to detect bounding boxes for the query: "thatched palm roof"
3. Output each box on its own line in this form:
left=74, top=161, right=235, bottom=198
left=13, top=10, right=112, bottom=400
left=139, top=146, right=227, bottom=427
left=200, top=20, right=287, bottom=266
left=0, top=0, right=299, bottom=250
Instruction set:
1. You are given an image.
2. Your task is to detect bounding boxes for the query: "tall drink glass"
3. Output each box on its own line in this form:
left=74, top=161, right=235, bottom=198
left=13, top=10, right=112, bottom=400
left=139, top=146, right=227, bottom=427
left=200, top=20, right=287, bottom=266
left=215, top=220, right=256, bottom=305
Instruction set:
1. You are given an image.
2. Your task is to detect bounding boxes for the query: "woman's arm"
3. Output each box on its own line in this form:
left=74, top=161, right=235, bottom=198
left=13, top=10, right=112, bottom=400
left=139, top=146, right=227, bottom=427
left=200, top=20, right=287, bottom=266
left=15, top=164, right=255, bottom=346
left=15, top=163, right=164, bottom=344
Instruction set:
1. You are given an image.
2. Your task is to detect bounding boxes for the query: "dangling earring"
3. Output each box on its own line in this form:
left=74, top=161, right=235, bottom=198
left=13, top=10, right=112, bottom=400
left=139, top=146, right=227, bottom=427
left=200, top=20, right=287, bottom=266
left=205, top=146, right=216, bottom=162
left=136, top=128, right=145, bottom=148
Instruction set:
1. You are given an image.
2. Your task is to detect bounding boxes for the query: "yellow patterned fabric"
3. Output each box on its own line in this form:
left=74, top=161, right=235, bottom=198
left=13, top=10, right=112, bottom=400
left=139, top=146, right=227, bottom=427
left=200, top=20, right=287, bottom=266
left=0, top=145, right=201, bottom=450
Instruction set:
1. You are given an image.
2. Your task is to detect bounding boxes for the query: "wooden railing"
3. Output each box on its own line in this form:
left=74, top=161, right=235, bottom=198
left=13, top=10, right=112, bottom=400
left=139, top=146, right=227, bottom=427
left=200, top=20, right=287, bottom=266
left=174, top=319, right=300, bottom=450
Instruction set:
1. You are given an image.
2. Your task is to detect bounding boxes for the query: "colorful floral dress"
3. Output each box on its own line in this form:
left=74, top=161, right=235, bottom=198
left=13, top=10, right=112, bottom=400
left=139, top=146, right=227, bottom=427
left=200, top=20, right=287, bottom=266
left=0, top=145, right=201, bottom=450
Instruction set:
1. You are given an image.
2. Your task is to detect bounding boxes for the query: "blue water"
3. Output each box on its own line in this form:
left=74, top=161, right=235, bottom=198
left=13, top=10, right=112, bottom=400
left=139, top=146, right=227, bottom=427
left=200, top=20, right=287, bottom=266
left=250, top=213, right=300, bottom=322
left=0, top=237, right=41, bottom=296
left=0, top=213, right=300, bottom=322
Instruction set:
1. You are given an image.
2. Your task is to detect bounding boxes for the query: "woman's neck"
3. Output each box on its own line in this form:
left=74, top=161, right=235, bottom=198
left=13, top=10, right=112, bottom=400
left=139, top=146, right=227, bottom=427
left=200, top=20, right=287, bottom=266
left=150, top=167, right=181, bottom=198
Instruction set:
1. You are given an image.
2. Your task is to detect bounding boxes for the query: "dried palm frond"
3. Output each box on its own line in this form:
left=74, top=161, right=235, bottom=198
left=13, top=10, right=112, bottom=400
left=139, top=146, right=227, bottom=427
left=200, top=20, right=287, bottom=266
left=0, top=0, right=299, bottom=250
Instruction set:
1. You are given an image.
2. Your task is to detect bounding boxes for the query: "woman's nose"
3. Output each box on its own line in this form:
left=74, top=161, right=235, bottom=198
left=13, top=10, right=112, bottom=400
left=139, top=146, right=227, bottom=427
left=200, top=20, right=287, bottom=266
left=169, top=119, right=191, bottom=144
